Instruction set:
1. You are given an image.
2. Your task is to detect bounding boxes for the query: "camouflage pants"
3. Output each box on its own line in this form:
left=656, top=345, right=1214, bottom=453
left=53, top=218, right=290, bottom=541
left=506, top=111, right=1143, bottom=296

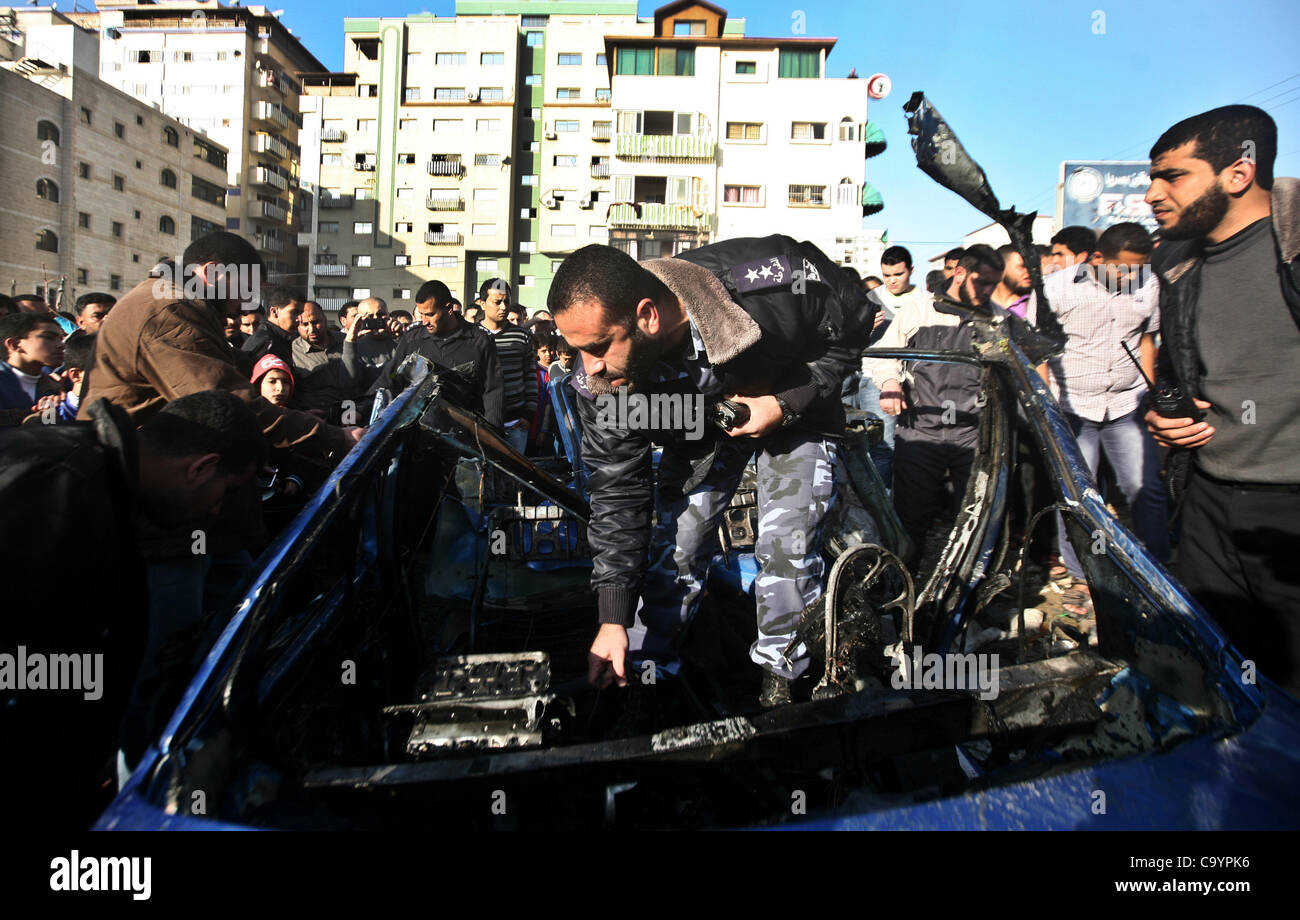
left=628, top=430, right=837, bottom=679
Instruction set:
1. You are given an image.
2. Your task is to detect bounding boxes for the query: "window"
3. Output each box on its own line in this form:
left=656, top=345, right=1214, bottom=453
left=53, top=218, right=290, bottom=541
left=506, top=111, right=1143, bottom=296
left=779, top=49, right=820, bottom=78
left=353, top=254, right=372, bottom=267
left=525, top=74, right=541, bottom=86
left=352, top=288, right=372, bottom=299
left=36, top=178, right=59, bottom=203
left=434, top=88, right=466, bottom=102
left=160, top=168, right=177, bottom=189
left=556, top=87, right=580, bottom=100
left=473, top=188, right=498, bottom=201
left=839, top=117, right=857, bottom=141
left=557, top=53, right=581, bottom=66
left=404, top=87, right=421, bottom=102
left=433, top=119, right=463, bottom=132
left=113, top=174, right=126, bottom=192
left=354, top=221, right=373, bottom=233
left=393, top=289, right=411, bottom=300
left=78, top=212, right=91, bottom=228
left=531, top=107, right=542, bottom=119
left=435, top=52, right=466, bottom=66
left=79, top=162, right=91, bottom=179
left=395, top=254, right=411, bottom=266
left=673, top=19, right=705, bottom=36
left=399, top=118, right=417, bottom=131
left=398, top=153, right=416, bottom=165
left=159, top=215, right=176, bottom=234
left=479, top=87, right=504, bottom=101
left=525, top=31, right=543, bottom=47
left=321, top=153, right=343, bottom=167
left=35, top=229, right=58, bottom=253
left=475, top=258, right=498, bottom=272
left=472, top=223, right=497, bottom=235
left=356, top=118, right=376, bottom=133
left=110, top=275, right=122, bottom=291
left=395, top=222, right=412, bottom=234
left=77, top=269, right=88, bottom=285
left=555, top=119, right=579, bottom=132
left=80, top=107, right=92, bottom=125
left=596, top=53, right=608, bottom=66
left=355, top=187, right=372, bottom=200
left=791, top=121, right=827, bottom=141
left=553, top=155, right=578, bottom=167
left=788, top=183, right=827, bottom=206
left=114, top=121, right=125, bottom=139
left=192, top=177, right=226, bottom=207
left=476, top=118, right=501, bottom=132
left=521, top=174, right=538, bottom=186
left=590, top=225, right=609, bottom=239
left=615, top=48, right=653, bottom=75
left=320, top=221, right=339, bottom=233
left=658, top=47, right=695, bottom=76
left=595, top=88, right=610, bottom=102
left=112, top=221, right=124, bottom=238
left=836, top=177, right=857, bottom=205
left=481, top=52, right=504, bottom=65
left=521, top=14, right=548, bottom=27
left=552, top=224, right=576, bottom=237
left=360, top=84, right=378, bottom=97
left=735, top=60, right=756, bottom=75
left=474, top=154, right=501, bottom=167
left=723, top=184, right=762, bottom=204
left=396, top=187, right=414, bottom=200
left=37, top=120, right=59, bottom=144
left=429, top=256, right=457, bottom=268
left=517, top=275, right=534, bottom=287
left=726, top=121, right=762, bottom=141
left=163, top=126, right=179, bottom=147
left=519, top=241, right=536, bottom=254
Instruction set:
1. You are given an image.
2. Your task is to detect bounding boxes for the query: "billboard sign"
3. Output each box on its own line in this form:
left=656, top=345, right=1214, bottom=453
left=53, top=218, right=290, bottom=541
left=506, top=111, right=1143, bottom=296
left=1058, top=160, right=1158, bottom=235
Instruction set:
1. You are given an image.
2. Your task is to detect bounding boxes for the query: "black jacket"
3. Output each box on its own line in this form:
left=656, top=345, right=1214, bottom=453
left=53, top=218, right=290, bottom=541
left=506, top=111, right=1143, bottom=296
left=1153, top=176, right=1300, bottom=499
left=574, top=235, right=875, bottom=626
left=367, top=319, right=504, bottom=427
left=241, top=321, right=295, bottom=365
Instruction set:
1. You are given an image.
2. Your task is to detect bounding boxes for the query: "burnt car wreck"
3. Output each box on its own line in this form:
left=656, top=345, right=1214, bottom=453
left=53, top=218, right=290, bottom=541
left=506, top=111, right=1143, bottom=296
left=96, top=322, right=1300, bottom=830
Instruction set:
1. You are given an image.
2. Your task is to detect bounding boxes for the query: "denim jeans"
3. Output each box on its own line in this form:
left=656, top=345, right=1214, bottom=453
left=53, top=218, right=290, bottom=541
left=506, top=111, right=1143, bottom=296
left=854, top=377, right=896, bottom=487
left=1058, top=408, right=1170, bottom=580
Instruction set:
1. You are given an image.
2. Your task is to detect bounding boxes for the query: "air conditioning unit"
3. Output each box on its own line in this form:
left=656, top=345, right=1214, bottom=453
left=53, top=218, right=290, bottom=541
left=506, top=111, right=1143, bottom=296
left=541, top=194, right=558, bottom=209
left=578, top=196, right=592, bottom=210
left=466, top=90, right=479, bottom=102
left=544, top=130, right=557, bottom=140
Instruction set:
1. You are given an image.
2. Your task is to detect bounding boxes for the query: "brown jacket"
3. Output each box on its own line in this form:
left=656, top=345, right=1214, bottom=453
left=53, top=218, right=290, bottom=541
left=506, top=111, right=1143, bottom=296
left=79, top=276, right=354, bottom=557
left=79, top=276, right=353, bottom=458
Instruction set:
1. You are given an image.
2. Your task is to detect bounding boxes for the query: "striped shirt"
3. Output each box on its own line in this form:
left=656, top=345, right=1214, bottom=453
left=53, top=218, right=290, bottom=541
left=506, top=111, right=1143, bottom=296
left=486, top=323, right=538, bottom=423
left=1044, top=263, right=1160, bottom=422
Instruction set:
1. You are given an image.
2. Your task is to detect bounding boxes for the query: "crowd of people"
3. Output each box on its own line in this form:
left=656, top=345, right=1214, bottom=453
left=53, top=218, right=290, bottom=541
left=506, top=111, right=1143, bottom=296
left=1, top=101, right=1296, bottom=826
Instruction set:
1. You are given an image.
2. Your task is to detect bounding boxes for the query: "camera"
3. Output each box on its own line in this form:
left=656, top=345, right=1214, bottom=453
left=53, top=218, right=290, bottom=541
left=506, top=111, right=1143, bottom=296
left=355, top=315, right=389, bottom=333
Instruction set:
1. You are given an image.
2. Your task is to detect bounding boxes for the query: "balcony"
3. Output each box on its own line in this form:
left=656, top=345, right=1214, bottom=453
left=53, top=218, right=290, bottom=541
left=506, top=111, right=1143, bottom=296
left=590, top=162, right=610, bottom=179
left=426, top=194, right=464, bottom=211
left=251, top=166, right=289, bottom=191
left=607, top=203, right=710, bottom=231
left=321, top=127, right=347, bottom=142
left=424, top=231, right=462, bottom=245
left=316, top=297, right=347, bottom=311
left=254, top=133, right=291, bottom=160
left=428, top=156, right=462, bottom=176
left=592, top=122, right=612, bottom=141
left=319, top=194, right=354, bottom=209
left=255, top=235, right=285, bottom=254
left=614, top=133, right=715, bottom=161
left=252, top=101, right=289, bottom=131
left=253, top=200, right=287, bottom=222
left=313, top=263, right=349, bottom=277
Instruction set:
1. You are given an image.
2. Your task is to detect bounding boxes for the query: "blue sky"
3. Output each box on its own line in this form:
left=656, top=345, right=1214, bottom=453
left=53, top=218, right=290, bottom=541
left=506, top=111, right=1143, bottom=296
left=264, top=1, right=1300, bottom=260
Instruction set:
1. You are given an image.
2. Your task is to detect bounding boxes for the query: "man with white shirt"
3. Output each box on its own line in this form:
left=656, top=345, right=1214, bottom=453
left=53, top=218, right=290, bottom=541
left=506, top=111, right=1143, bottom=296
left=855, top=246, right=930, bottom=485
left=1045, top=222, right=1168, bottom=609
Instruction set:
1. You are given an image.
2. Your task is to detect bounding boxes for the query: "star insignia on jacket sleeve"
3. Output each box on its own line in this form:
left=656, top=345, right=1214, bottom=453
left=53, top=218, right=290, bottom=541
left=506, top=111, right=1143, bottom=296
left=758, top=264, right=773, bottom=279
left=745, top=268, right=760, bottom=282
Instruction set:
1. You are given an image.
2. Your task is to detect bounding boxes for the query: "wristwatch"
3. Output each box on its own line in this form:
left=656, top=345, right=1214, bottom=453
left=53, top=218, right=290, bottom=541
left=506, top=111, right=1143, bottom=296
left=773, top=393, right=799, bottom=427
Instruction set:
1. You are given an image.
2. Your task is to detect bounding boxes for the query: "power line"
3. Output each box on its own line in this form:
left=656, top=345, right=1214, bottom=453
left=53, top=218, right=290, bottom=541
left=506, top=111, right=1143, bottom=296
left=1238, top=71, right=1300, bottom=102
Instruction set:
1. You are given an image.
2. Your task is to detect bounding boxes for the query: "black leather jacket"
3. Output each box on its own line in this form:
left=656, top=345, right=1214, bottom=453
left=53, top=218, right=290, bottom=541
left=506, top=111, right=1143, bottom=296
left=573, top=235, right=876, bottom=626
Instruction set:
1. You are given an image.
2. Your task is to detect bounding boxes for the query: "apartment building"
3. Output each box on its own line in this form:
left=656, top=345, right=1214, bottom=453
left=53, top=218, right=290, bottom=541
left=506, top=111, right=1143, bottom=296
left=605, top=0, right=883, bottom=264
left=82, top=0, right=324, bottom=280
left=0, top=7, right=228, bottom=307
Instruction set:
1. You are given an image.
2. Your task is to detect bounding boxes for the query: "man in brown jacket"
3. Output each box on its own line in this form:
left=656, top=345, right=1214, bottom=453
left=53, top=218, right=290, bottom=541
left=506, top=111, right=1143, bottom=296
left=79, top=231, right=364, bottom=765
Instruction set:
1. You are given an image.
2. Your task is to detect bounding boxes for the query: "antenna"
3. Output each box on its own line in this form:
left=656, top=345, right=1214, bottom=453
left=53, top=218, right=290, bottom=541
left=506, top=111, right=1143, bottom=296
left=1120, top=341, right=1154, bottom=389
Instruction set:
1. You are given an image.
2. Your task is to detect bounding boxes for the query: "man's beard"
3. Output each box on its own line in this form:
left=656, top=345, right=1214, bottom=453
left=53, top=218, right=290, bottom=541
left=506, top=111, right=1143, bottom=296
left=585, top=325, right=661, bottom=396
left=1160, top=182, right=1230, bottom=241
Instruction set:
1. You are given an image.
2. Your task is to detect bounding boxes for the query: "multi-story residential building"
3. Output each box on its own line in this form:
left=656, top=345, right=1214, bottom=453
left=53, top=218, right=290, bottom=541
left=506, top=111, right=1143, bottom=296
left=81, top=0, right=324, bottom=280
left=295, top=0, right=884, bottom=316
left=0, top=7, right=228, bottom=307
left=605, top=0, right=882, bottom=265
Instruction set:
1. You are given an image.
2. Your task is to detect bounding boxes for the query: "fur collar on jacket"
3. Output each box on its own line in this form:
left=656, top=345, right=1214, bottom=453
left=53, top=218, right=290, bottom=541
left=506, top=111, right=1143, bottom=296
left=642, top=257, right=762, bottom=365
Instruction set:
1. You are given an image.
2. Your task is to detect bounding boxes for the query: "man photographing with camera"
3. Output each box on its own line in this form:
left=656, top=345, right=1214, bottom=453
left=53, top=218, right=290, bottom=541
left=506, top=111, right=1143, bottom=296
left=1144, top=104, right=1300, bottom=695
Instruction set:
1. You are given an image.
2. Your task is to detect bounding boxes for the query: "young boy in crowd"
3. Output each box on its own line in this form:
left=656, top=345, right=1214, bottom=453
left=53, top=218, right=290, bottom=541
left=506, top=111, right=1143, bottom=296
left=251, top=354, right=295, bottom=408
left=529, top=331, right=558, bottom=456
left=0, top=313, right=65, bottom=426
